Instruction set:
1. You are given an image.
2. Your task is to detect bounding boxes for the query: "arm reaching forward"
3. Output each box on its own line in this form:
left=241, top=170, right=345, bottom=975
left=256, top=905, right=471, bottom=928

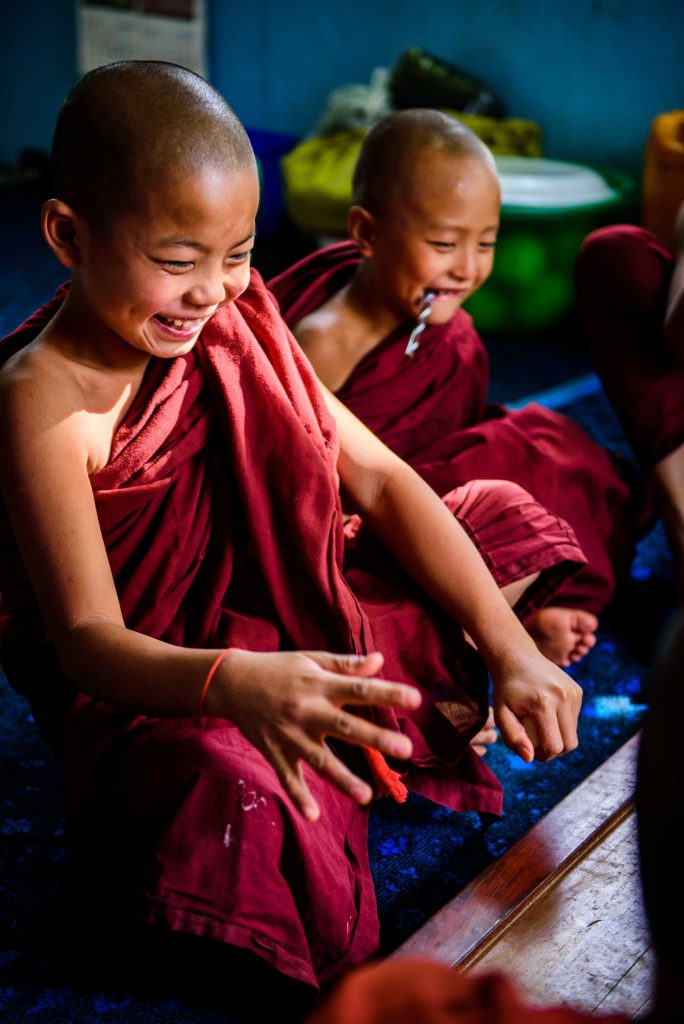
left=327, top=387, right=582, bottom=764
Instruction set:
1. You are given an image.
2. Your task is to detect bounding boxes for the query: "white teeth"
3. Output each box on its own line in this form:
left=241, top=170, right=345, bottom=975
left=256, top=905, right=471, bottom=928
left=159, top=315, right=200, bottom=329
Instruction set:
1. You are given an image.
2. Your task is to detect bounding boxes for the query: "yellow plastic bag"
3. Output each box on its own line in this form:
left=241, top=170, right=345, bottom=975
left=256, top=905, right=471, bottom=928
left=281, top=115, right=542, bottom=236
left=282, top=128, right=367, bottom=236
left=447, top=112, right=542, bottom=158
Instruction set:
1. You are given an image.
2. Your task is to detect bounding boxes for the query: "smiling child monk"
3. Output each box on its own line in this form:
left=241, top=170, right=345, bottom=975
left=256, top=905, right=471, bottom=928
left=0, top=64, right=583, bottom=1011
left=270, top=110, right=654, bottom=668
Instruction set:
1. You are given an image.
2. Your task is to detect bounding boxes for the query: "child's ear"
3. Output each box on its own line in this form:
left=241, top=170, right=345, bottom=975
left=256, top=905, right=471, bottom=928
left=41, top=199, right=86, bottom=270
left=347, top=205, right=377, bottom=257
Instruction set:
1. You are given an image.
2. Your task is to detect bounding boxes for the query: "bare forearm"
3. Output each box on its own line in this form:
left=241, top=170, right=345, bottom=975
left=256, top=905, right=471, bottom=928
left=59, top=618, right=221, bottom=717
left=333, top=393, right=582, bottom=763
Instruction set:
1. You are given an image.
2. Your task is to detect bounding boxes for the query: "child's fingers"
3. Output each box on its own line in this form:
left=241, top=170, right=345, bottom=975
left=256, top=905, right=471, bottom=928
left=327, top=675, right=422, bottom=711
left=293, top=650, right=421, bottom=711
left=319, top=707, right=413, bottom=760
left=495, top=704, right=535, bottom=763
left=268, top=746, right=321, bottom=822
left=556, top=700, right=580, bottom=753
left=499, top=704, right=574, bottom=763
left=305, top=650, right=385, bottom=676
left=532, top=683, right=582, bottom=758
left=299, top=739, right=373, bottom=806
left=532, top=730, right=566, bottom=761
left=266, top=736, right=375, bottom=819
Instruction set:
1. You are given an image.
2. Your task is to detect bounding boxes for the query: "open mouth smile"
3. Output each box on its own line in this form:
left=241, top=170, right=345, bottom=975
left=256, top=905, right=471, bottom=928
left=153, top=314, right=210, bottom=336
left=425, top=287, right=469, bottom=301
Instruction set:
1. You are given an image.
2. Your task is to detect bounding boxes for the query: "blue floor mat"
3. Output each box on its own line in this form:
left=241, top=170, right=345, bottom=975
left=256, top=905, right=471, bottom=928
left=0, top=182, right=675, bottom=1021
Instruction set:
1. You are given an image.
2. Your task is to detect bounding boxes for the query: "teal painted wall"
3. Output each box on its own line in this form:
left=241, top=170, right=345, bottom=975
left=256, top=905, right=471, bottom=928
left=2, top=0, right=682, bottom=181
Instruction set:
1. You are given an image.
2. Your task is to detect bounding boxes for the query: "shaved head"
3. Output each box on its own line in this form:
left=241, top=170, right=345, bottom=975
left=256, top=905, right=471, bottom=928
left=352, top=109, right=496, bottom=214
left=51, top=61, right=256, bottom=231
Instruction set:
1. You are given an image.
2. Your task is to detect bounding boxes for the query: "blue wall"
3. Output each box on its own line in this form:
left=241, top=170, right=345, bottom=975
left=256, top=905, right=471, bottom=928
left=2, top=0, right=682, bottom=181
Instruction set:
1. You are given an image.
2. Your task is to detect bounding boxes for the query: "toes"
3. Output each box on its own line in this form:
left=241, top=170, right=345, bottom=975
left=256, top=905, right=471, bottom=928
left=577, top=611, right=599, bottom=631
left=470, top=721, right=498, bottom=756
left=471, top=732, right=497, bottom=757
left=567, top=633, right=597, bottom=664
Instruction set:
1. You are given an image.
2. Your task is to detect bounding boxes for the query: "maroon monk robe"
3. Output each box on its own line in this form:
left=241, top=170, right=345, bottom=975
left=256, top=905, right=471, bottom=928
left=0, top=272, right=584, bottom=988
left=269, top=243, right=654, bottom=616
left=576, top=225, right=684, bottom=471
left=307, top=960, right=629, bottom=1024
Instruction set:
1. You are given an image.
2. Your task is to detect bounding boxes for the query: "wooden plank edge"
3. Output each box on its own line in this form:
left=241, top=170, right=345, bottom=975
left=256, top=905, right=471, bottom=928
left=456, top=798, right=635, bottom=971
left=390, top=733, right=640, bottom=968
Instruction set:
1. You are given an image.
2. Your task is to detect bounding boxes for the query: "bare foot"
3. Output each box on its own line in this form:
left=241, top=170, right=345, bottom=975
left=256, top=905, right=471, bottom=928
left=526, top=607, right=598, bottom=668
left=470, top=707, right=497, bottom=757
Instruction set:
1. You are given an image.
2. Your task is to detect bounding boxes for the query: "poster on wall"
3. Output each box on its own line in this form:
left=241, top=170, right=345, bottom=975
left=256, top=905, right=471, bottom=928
left=77, top=0, right=207, bottom=77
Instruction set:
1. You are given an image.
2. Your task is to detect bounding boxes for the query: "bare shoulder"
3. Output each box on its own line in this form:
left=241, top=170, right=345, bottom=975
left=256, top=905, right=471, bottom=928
left=1, top=337, right=77, bottom=402
left=0, top=334, right=128, bottom=642
left=294, top=321, right=344, bottom=387
left=0, top=330, right=142, bottom=477
left=293, top=297, right=346, bottom=355
left=293, top=290, right=369, bottom=391
left=0, top=340, right=89, bottom=467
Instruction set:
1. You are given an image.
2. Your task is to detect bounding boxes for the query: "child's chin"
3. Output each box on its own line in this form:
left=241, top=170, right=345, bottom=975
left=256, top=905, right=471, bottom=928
left=429, top=301, right=463, bottom=323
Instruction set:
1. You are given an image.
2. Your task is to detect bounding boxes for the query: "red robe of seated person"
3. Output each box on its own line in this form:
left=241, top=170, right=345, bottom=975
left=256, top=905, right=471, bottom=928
left=307, top=959, right=629, bottom=1024
left=576, top=225, right=684, bottom=471
left=0, top=273, right=584, bottom=989
left=269, top=243, right=654, bottom=616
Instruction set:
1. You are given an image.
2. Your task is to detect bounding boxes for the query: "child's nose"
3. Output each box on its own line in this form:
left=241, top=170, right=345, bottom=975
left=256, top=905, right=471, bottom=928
left=449, top=246, right=477, bottom=281
left=186, top=270, right=227, bottom=307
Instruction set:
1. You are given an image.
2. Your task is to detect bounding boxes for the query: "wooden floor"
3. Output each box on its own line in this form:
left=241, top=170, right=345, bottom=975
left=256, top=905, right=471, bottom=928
left=392, top=735, right=654, bottom=1018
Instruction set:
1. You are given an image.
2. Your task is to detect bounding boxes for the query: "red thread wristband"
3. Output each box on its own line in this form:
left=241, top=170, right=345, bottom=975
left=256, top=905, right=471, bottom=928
left=199, top=648, right=234, bottom=717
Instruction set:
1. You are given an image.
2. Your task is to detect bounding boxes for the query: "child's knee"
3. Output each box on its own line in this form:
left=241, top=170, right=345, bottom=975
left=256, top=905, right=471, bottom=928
left=577, top=224, right=670, bottom=305
left=443, top=477, right=537, bottom=521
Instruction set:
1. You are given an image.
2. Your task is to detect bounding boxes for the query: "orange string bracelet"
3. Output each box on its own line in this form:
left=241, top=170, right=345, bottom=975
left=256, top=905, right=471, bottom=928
left=198, top=648, right=235, bottom=718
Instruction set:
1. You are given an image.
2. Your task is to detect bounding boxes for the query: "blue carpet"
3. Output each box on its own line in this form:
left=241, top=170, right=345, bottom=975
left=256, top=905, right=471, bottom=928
left=0, top=182, right=675, bottom=1021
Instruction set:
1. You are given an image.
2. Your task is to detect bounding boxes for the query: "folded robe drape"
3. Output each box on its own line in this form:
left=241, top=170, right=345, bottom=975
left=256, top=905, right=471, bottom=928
left=0, top=271, right=584, bottom=987
left=269, top=242, right=655, bottom=616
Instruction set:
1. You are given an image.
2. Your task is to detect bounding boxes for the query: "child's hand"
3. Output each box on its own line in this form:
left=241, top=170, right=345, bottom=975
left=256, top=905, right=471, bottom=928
left=490, top=649, right=582, bottom=763
left=213, top=649, right=421, bottom=821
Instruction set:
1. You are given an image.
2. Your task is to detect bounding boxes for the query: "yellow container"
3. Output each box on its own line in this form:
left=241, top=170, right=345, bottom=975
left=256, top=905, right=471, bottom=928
left=642, top=110, right=684, bottom=251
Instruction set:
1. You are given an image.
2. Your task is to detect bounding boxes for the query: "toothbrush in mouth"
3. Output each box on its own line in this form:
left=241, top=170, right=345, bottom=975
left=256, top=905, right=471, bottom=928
left=405, top=291, right=436, bottom=357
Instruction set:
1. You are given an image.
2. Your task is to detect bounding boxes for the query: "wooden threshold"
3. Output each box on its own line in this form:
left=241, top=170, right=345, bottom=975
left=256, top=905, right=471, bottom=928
left=390, top=733, right=640, bottom=970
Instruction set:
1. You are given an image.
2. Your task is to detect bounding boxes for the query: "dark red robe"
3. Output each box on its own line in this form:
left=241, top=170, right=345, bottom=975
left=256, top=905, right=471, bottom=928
left=0, top=273, right=584, bottom=988
left=307, top=960, right=629, bottom=1024
left=269, top=243, right=655, bottom=616
left=576, top=225, right=684, bottom=470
